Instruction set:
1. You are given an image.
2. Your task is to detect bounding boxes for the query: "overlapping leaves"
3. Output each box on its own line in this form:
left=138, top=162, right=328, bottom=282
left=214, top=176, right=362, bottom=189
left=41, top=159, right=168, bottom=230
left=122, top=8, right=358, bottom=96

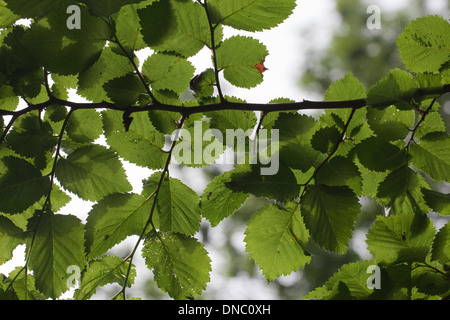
left=0, top=1, right=449, bottom=301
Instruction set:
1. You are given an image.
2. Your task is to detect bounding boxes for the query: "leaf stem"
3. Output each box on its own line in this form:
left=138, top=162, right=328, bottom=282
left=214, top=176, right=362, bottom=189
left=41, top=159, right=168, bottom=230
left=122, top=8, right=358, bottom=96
left=300, top=107, right=357, bottom=199
left=117, top=114, right=188, bottom=299
left=201, top=0, right=225, bottom=103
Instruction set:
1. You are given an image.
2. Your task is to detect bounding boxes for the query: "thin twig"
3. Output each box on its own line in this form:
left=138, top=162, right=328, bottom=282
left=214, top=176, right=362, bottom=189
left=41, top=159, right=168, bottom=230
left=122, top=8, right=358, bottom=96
left=118, top=114, right=188, bottom=299
left=201, top=0, right=225, bottom=103
left=300, top=107, right=357, bottom=199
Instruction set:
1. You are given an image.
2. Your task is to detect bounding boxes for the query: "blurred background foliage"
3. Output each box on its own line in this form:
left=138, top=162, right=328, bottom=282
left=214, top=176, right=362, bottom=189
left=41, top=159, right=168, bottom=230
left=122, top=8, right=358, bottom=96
left=102, top=0, right=449, bottom=300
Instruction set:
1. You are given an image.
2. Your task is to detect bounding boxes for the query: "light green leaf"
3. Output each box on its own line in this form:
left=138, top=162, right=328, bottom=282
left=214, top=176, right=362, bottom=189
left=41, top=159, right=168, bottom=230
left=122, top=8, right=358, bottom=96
left=304, top=260, right=376, bottom=300
left=102, top=110, right=167, bottom=169
left=74, top=256, right=136, bottom=300
left=0, top=215, right=25, bottom=264
left=397, top=15, right=450, bottom=73
left=366, top=106, right=415, bottom=141
left=431, top=222, right=450, bottom=264
left=376, top=165, right=430, bottom=216
left=149, top=173, right=201, bottom=236
left=324, top=72, right=367, bottom=101
left=0, top=157, right=50, bottom=214
left=410, top=132, right=450, bottom=183
left=55, top=145, right=132, bottom=202
left=85, top=193, right=154, bottom=259
left=113, top=3, right=147, bottom=54
left=216, top=36, right=268, bottom=88
left=244, top=202, right=310, bottom=280
left=0, top=1, right=19, bottom=28
left=366, top=212, right=436, bottom=266
left=28, top=212, right=86, bottom=299
left=143, top=53, right=195, bottom=94
left=366, top=68, right=419, bottom=110
left=0, top=85, right=19, bottom=111
left=142, top=231, right=211, bottom=300
left=65, top=109, right=103, bottom=144
left=208, top=0, right=297, bottom=32
left=201, top=171, right=249, bottom=227
left=301, top=185, right=360, bottom=254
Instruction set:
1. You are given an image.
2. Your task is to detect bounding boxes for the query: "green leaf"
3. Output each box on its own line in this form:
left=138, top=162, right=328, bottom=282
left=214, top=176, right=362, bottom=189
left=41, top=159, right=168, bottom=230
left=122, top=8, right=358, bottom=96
left=139, top=0, right=221, bottom=57
left=422, top=189, right=450, bottom=216
left=396, top=15, right=450, bottom=73
left=147, top=172, right=201, bottom=236
left=171, top=116, right=225, bottom=168
left=273, top=112, right=322, bottom=172
left=3, top=0, right=65, bottom=18
left=301, top=185, right=360, bottom=254
left=208, top=0, right=297, bottom=32
left=143, top=53, right=195, bottom=94
left=23, top=6, right=111, bottom=75
left=200, top=170, right=249, bottom=227
left=113, top=3, right=147, bottom=55
left=410, top=132, right=450, bottom=183
left=55, top=145, right=132, bottom=202
left=431, top=222, right=450, bottom=265
left=103, top=73, right=144, bottom=106
left=142, top=231, right=211, bottom=300
left=208, top=107, right=257, bottom=149
left=102, top=110, right=167, bottom=169
left=244, top=202, right=310, bottom=280
left=3, top=267, right=45, bottom=300
left=366, top=212, right=436, bottom=266
left=324, top=72, right=367, bottom=101
left=5, top=113, right=57, bottom=159
left=226, top=164, right=300, bottom=203
left=74, top=255, right=136, bottom=300
left=310, top=126, right=341, bottom=154
left=216, top=36, right=268, bottom=88
left=189, top=68, right=216, bottom=98
left=28, top=212, right=86, bottom=299
left=315, top=156, right=362, bottom=196
left=304, top=261, right=376, bottom=300
left=355, top=137, right=408, bottom=172
left=366, top=68, right=419, bottom=110
left=0, top=157, right=50, bottom=214
left=366, top=106, right=415, bottom=141
left=85, top=193, right=154, bottom=259
left=65, top=109, right=103, bottom=144
left=77, top=46, right=135, bottom=102
left=376, top=165, right=430, bottom=216
left=147, top=110, right=180, bottom=134
left=80, top=0, right=147, bottom=17
left=0, top=1, right=19, bottom=28
left=0, top=85, right=19, bottom=111
left=0, top=215, right=25, bottom=264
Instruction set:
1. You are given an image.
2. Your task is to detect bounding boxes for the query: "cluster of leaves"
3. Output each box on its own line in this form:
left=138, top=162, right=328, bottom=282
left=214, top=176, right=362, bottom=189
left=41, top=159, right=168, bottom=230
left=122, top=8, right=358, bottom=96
left=0, top=0, right=449, bottom=300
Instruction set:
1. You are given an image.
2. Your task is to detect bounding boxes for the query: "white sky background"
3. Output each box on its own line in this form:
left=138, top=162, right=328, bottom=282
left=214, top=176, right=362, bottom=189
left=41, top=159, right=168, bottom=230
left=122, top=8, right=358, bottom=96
left=1, top=0, right=449, bottom=300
